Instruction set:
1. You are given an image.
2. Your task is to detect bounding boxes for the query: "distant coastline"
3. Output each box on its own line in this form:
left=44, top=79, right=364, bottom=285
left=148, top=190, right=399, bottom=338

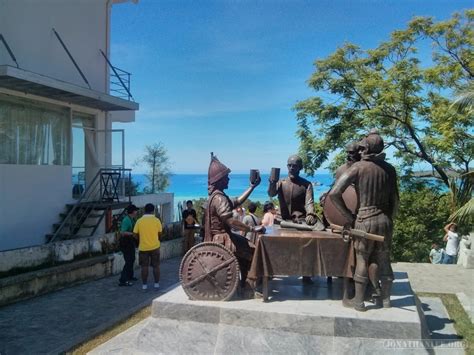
left=132, top=173, right=334, bottom=203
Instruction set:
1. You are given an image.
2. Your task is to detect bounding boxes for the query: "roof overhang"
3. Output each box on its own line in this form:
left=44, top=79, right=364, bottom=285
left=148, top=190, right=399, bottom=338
left=0, top=65, right=139, bottom=111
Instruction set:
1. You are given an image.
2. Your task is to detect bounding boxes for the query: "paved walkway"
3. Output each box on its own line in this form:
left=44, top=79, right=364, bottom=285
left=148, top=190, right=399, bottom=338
left=392, top=262, right=474, bottom=298
left=393, top=262, right=474, bottom=322
left=0, top=257, right=182, bottom=355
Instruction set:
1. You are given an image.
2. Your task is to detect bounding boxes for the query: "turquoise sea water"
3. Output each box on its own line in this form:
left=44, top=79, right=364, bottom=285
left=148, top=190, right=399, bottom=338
left=133, top=173, right=334, bottom=204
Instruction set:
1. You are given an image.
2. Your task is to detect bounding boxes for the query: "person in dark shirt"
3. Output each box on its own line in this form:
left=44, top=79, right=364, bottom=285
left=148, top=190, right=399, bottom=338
left=182, top=200, right=198, bottom=253
left=118, top=204, right=139, bottom=286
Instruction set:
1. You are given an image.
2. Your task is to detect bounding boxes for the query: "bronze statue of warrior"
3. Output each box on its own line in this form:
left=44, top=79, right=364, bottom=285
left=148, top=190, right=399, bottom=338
left=335, top=142, right=362, bottom=179
left=268, top=154, right=318, bottom=225
left=323, top=141, right=362, bottom=305
left=205, top=153, right=264, bottom=289
left=329, top=130, right=399, bottom=311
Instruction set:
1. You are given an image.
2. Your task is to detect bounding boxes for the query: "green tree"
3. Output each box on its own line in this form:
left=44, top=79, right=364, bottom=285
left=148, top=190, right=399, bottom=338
left=136, top=143, right=171, bottom=193
left=294, top=10, right=473, bottom=187
left=392, top=183, right=450, bottom=262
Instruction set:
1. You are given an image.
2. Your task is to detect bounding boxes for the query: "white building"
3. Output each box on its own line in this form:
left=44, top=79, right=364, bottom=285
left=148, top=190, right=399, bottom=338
left=0, top=0, right=140, bottom=251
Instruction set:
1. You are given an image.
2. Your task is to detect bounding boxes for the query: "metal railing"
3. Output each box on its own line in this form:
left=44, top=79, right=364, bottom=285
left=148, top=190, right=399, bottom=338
left=100, top=50, right=134, bottom=101
left=48, top=167, right=132, bottom=243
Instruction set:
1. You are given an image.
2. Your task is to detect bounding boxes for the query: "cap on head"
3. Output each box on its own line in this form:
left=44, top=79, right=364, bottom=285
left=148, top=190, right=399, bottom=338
left=126, top=204, right=139, bottom=214
left=208, top=152, right=231, bottom=185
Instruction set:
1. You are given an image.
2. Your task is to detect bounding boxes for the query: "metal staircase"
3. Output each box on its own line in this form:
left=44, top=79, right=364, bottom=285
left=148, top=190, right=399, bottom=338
left=46, top=168, right=132, bottom=243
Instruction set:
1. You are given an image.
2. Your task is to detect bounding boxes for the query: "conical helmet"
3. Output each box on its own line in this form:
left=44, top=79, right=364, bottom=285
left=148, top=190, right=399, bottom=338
left=208, top=152, right=231, bottom=185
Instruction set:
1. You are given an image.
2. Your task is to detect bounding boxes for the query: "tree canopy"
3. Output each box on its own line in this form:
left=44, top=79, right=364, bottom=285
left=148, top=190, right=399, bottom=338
left=294, top=10, right=473, bottom=187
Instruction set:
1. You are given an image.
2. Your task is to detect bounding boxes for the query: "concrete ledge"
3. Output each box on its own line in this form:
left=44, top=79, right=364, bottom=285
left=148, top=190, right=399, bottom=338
left=0, top=233, right=118, bottom=274
left=0, top=238, right=184, bottom=307
left=0, top=255, right=113, bottom=307
left=151, top=272, right=423, bottom=340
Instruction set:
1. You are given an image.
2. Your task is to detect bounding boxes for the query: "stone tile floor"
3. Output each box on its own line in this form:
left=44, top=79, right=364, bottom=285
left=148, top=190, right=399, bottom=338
left=0, top=257, right=181, bottom=355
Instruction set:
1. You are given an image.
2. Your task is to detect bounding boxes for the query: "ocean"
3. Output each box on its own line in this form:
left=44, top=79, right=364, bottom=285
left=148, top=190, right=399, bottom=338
left=133, top=173, right=334, bottom=204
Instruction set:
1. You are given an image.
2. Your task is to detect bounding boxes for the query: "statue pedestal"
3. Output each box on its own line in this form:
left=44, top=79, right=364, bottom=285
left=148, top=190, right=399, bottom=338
left=91, top=272, right=434, bottom=354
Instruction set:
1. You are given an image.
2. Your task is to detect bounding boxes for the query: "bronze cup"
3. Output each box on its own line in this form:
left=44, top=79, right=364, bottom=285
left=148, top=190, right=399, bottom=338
left=250, top=169, right=259, bottom=185
left=270, top=167, right=280, bottom=182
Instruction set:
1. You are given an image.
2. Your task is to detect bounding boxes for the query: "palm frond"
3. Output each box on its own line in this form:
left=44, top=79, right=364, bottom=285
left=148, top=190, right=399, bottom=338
left=452, top=83, right=474, bottom=113
left=450, top=198, right=474, bottom=225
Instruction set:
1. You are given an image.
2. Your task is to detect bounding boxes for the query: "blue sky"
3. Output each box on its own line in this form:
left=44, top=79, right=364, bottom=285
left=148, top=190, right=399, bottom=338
left=111, top=0, right=471, bottom=174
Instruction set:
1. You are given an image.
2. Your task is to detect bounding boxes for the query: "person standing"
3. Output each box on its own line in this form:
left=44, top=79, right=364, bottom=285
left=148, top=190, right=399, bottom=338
left=242, top=202, right=261, bottom=243
left=442, top=223, right=459, bottom=264
left=118, top=204, right=139, bottom=286
left=261, top=201, right=276, bottom=227
left=182, top=200, right=198, bottom=253
left=133, top=203, right=163, bottom=291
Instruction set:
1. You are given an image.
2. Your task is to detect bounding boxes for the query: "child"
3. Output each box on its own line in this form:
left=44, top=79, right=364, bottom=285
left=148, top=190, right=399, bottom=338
left=429, top=243, right=444, bottom=264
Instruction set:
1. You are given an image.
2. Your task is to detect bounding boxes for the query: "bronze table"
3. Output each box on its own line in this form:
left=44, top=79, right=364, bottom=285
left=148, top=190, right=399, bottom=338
left=248, top=227, right=353, bottom=301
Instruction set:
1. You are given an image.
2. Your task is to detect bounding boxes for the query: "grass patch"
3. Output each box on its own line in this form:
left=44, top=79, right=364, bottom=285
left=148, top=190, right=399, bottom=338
left=417, top=292, right=473, bottom=355
left=68, top=305, right=151, bottom=354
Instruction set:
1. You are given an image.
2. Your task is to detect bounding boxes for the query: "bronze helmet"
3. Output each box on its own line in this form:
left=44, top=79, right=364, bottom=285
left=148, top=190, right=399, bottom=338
left=208, top=152, right=231, bottom=185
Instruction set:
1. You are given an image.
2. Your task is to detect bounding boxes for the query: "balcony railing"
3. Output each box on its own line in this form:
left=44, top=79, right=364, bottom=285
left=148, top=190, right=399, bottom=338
left=100, top=50, right=134, bottom=101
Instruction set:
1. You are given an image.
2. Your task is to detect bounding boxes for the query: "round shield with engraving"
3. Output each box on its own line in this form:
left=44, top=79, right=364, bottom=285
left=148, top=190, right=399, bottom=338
left=323, top=185, right=358, bottom=227
left=179, top=242, right=240, bottom=301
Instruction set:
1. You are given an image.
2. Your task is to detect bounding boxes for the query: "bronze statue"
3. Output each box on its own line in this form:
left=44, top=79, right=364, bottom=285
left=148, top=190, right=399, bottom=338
left=335, top=142, right=362, bottom=179
left=268, top=155, right=318, bottom=225
left=269, top=154, right=321, bottom=284
left=329, top=130, right=399, bottom=311
left=323, top=142, right=362, bottom=305
left=205, top=153, right=264, bottom=290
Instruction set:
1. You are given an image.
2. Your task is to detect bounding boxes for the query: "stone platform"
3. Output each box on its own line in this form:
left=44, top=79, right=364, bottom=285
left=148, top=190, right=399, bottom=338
left=91, top=272, right=433, bottom=354
left=153, top=272, right=424, bottom=339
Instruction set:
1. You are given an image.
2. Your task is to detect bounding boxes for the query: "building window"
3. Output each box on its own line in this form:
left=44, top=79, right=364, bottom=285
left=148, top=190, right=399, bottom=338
left=0, top=94, right=71, bottom=165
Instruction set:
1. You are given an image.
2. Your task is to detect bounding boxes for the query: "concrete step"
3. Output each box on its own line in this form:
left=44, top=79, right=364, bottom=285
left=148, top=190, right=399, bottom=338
left=91, top=273, right=471, bottom=355
left=151, top=274, right=423, bottom=340
left=91, top=273, right=430, bottom=354
left=91, top=317, right=429, bottom=355
left=419, top=297, right=464, bottom=354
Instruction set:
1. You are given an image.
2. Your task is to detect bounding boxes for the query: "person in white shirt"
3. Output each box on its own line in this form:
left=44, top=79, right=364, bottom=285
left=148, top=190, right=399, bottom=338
left=442, top=222, right=459, bottom=264
left=242, top=202, right=261, bottom=243
left=261, top=201, right=276, bottom=227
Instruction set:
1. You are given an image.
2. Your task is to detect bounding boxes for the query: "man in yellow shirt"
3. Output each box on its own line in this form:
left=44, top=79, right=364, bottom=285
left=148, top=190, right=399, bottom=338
left=133, top=203, right=163, bottom=291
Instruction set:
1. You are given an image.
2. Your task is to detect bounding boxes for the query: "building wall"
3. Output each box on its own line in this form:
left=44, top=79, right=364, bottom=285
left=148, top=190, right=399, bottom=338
left=0, top=88, right=110, bottom=251
left=0, top=0, right=138, bottom=250
left=0, top=164, right=72, bottom=251
left=0, top=0, right=109, bottom=92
